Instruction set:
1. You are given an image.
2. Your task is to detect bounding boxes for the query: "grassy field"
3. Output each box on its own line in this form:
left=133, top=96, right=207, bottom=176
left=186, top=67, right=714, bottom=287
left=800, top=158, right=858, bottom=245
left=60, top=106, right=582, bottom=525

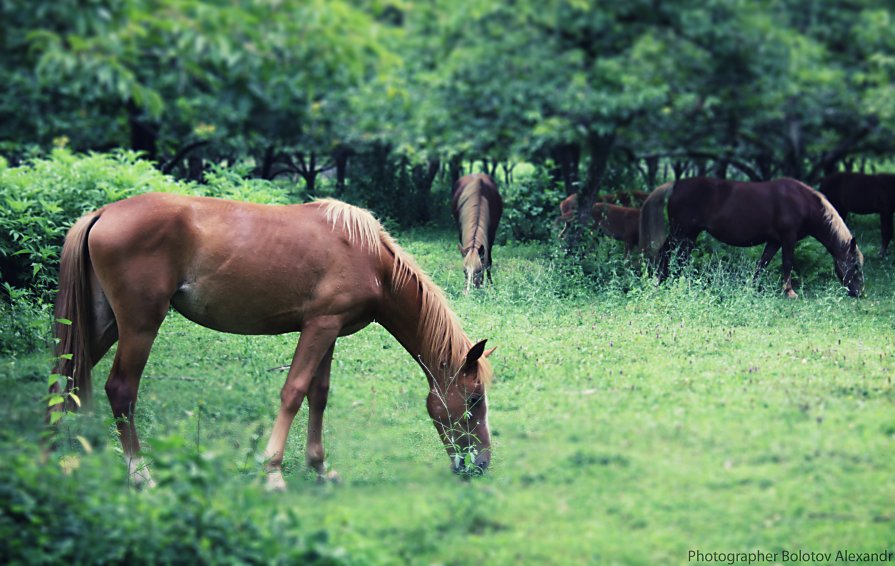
left=2, top=218, right=894, bottom=564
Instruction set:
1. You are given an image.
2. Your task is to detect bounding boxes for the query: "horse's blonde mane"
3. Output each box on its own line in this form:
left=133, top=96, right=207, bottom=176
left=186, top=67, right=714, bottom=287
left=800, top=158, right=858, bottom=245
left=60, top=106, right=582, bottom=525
left=456, top=179, right=491, bottom=254
left=816, top=191, right=854, bottom=249
left=319, top=198, right=493, bottom=387
left=319, top=198, right=381, bottom=256
left=785, top=180, right=854, bottom=251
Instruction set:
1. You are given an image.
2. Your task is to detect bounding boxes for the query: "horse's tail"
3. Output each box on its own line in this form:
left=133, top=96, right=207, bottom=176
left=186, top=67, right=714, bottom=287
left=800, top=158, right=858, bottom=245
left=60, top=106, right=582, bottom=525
left=52, top=211, right=103, bottom=412
left=639, top=181, right=674, bottom=262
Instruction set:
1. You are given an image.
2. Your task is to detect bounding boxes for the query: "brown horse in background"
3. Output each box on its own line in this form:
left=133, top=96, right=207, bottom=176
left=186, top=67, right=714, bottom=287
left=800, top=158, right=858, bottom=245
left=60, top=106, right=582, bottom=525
left=644, top=177, right=864, bottom=298
left=557, top=190, right=649, bottom=224
left=592, top=203, right=640, bottom=256
left=451, top=174, right=503, bottom=292
left=558, top=190, right=650, bottom=237
left=51, top=193, right=495, bottom=490
left=820, top=172, right=895, bottom=256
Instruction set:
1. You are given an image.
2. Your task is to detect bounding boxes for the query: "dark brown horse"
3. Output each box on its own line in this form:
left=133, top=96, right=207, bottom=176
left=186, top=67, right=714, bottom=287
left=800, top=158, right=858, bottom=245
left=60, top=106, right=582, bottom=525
left=451, top=174, right=503, bottom=292
left=643, top=177, right=864, bottom=298
left=820, top=172, right=895, bottom=256
left=51, top=193, right=495, bottom=489
left=592, top=203, right=640, bottom=256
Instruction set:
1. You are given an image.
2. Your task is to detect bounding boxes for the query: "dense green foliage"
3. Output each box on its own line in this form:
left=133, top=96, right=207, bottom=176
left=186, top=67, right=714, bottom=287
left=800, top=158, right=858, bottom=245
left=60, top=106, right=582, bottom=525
left=2, top=1, right=893, bottom=216
left=2, top=223, right=893, bottom=563
left=1, top=1, right=894, bottom=562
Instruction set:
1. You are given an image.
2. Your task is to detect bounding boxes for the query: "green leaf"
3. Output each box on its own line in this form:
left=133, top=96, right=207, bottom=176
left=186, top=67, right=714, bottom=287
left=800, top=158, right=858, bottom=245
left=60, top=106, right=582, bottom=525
left=56, top=318, right=73, bottom=326
left=48, top=395, right=65, bottom=407
left=60, top=353, right=73, bottom=360
left=49, top=411, right=63, bottom=425
left=69, top=392, right=81, bottom=408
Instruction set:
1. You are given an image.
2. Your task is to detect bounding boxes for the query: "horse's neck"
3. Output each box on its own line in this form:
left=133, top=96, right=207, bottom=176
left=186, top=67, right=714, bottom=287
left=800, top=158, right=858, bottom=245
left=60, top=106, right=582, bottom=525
left=376, top=271, right=466, bottom=380
left=809, top=204, right=848, bottom=259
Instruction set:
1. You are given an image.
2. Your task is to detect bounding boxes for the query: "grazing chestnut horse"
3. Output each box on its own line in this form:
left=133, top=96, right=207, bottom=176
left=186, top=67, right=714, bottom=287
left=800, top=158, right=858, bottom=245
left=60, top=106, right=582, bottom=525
left=820, top=172, right=895, bottom=256
left=451, top=174, right=503, bottom=292
left=643, top=177, right=864, bottom=298
left=52, top=193, right=495, bottom=490
left=592, top=203, right=640, bottom=256
left=557, top=190, right=649, bottom=236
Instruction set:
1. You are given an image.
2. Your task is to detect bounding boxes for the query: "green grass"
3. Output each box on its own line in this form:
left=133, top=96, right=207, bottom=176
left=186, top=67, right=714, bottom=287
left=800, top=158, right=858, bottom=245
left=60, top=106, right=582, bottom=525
left=2, top=218, right=894, bottom=564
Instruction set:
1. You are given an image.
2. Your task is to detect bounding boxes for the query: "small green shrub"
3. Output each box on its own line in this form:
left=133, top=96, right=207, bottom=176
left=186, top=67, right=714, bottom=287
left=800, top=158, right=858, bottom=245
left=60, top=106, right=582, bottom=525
left=0, top=284, right=52, bottom=356
left=501, top=168, right=564, bottom=243
left=0, top=438, right=352, bottom=565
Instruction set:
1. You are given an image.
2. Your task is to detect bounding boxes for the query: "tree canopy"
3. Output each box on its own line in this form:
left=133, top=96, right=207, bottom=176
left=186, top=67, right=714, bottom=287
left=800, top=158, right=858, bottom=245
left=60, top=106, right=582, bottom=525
left=1, top=0, right=893, bottom=224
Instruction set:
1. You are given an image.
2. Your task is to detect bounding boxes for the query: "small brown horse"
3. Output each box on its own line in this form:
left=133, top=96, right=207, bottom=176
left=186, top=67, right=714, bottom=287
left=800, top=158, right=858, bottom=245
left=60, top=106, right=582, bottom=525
left=820, top=172, right=895, bottom=256
left=451, top=174, right=503, bottom=292
left=52, top=193, right=495, bottom=489
left=557, top=191, right=649, bottom=237
left=592, top=203, right=641, bottom=256
left=643, top=177, right=864, bottom=298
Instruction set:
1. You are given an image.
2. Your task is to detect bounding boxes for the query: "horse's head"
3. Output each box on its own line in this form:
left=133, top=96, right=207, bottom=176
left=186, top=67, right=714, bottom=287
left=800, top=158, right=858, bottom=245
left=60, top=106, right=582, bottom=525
left=426, top=339, right=495, bottom=474
left=835, top=237, right=864, bottom=297
left=461, top=245, right=485, bottom=293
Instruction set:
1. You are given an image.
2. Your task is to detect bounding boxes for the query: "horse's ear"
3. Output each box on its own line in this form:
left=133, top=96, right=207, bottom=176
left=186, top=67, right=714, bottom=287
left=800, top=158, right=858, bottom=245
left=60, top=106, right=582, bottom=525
left=464, top=340, right=488, bottom=370
left=484, top=346, right=496, bottom=358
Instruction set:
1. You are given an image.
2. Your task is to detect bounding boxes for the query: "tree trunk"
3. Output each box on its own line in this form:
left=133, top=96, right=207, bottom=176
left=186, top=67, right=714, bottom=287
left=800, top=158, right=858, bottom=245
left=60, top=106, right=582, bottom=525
left=449, top=155, right=463, bottom=190
left=187, top=155, right=204, bottom=182
left=552, top=143, right=580, bottom=196
left=259, top=146, right=277, bottom=180
left=128, top=99, right=158, bottom=162
left=567, top=132, right=614, bottom=251
left=413, top=158, right=440, bottom=223
left=333, top=146, right=351, bottom=196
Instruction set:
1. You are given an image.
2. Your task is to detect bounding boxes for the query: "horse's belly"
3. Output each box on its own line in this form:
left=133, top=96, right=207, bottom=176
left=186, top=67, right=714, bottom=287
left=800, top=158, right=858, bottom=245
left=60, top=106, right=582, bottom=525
left=705, top=226, right=767, bottom=248
left=171, top=282, right=304, bottom=334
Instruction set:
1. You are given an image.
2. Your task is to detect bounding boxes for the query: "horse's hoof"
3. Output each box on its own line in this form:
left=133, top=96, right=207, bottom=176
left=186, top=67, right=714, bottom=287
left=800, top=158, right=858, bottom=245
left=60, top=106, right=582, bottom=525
left=266, top=471, right=287, bottom=492
left=317, top=470, right=341, bottom=484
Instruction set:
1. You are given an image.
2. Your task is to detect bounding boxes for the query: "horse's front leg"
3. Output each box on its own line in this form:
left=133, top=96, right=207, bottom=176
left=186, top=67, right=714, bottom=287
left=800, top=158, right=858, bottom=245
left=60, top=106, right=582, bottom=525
left=305, top=344, right=339, bottom=482
left=781, top=240, right=798, bottom=298
left=263, top=319, right=341, bottom=491
left=754, top=241, right=781, bottom=280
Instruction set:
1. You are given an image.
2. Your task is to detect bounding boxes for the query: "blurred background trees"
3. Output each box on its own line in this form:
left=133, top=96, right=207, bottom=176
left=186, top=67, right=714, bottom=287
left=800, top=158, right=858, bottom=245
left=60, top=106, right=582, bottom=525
left=1, top=0, right=893, bottom=226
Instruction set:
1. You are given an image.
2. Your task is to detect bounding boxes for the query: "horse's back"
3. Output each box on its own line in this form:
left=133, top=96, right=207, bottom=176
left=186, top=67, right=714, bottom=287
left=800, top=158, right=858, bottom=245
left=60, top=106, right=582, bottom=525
left=820, top=172, right=895, bottom=214
left=87, top=193, right=384, bottom=335
left=668, top=177, right=816, bottom=245
left=452, top=173, right=503, bottom=240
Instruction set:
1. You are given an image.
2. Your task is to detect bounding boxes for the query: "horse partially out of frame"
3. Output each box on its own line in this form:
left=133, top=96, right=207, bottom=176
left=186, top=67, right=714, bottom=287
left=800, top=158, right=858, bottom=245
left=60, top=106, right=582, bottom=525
left=51, top=193, right=495, bottom=490
left=820, top=172, right=895, bottom=256
left=641, top=177, right=864, bottom=298
left=451, top=174, right=503, bottom=292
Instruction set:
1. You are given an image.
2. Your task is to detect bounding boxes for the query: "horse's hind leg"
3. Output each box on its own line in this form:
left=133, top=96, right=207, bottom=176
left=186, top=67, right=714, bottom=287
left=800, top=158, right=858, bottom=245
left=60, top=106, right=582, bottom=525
left=102, top=289, right=169, bottom=488
left=305, top=344, right=336, bottom=480
left=753, top=242, right=781, bottom=280
left=263, top=319, right=341, bottom=491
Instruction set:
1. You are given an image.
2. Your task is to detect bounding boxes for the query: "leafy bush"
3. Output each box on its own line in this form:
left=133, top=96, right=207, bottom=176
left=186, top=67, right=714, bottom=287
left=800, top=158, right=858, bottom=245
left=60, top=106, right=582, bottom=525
left=501, top=168, right=564, bottom=243
left=0, top=438, right=352, bottom=565
left=0, top=149, right=183, bottom=301
left=0, top=150, right=306, bottom=357
left=0, top=284, right=52, bottom=356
